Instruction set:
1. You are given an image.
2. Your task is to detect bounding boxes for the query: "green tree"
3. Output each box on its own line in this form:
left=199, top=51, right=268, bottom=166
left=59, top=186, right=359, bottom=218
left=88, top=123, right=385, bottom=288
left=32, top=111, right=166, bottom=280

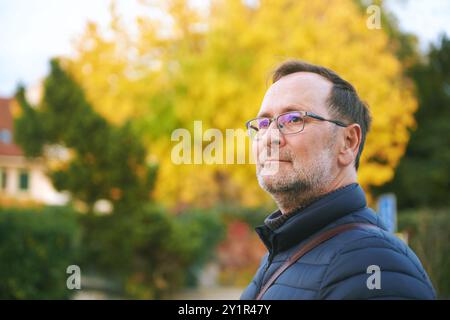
left=13, top=59, right=225, bottom=298
left=375, top=35, right=450, bottom=209
left=14, top=59, right=158, bottom=213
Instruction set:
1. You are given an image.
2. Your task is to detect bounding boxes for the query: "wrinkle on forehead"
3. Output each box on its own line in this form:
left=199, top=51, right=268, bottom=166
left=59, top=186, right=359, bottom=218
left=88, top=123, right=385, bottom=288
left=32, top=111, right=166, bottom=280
left=259, top=72, right=333, bottom=118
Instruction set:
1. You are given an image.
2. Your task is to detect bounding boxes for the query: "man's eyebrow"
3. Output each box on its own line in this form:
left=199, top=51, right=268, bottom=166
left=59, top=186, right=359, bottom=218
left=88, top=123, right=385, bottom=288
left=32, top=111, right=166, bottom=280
left=257, top=104, right=310, bottom=118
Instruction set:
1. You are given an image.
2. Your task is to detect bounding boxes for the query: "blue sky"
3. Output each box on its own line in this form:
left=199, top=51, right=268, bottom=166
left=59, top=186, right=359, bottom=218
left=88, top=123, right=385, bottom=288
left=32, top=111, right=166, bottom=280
left=0, top=0, right=449, bottom=97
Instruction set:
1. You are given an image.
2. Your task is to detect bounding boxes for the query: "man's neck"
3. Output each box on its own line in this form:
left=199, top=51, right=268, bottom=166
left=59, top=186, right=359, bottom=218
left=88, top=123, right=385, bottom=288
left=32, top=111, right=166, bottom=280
left=274, top=174, right=357, bottom=215
left=272, top=186, right=330, bottom=215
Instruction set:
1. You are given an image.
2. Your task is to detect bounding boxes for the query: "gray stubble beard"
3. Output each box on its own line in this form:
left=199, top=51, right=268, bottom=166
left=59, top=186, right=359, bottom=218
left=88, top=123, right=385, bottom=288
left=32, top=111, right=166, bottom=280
left=256, top=141, right=337, bottom=208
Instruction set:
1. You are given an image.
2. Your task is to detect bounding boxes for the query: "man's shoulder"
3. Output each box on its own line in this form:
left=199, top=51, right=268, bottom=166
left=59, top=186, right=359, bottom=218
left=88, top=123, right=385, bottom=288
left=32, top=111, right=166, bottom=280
left=326, top=210, right=423, bottom=274
left=330, top=224, right=420, bottom=272
left=318, top=218, right=436, bottom=299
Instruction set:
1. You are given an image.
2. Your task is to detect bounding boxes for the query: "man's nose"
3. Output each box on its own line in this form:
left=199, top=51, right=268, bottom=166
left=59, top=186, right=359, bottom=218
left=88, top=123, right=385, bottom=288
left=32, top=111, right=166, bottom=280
left=260, top=121, right=286, bottom=150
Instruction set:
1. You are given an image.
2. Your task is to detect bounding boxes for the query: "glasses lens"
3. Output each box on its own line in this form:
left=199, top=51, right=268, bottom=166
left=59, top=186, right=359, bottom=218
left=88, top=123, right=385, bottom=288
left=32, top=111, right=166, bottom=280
left=247, top=120, right=258, bottom=139
left=278, top=112, right=304, bottom=134
left=257, top=118, right=270, bottom=129
left=247, top=118, right=271, bottom=139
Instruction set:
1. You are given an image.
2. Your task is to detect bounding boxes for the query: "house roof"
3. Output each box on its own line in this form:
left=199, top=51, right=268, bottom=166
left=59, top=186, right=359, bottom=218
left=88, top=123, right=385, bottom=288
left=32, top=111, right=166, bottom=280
left=0, top=97, right=24, bottom=157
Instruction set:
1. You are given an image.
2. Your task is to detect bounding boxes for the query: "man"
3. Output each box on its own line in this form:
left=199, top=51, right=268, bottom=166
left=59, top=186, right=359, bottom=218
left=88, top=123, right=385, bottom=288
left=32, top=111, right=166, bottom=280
left=240, top=60, right=436, bottom=300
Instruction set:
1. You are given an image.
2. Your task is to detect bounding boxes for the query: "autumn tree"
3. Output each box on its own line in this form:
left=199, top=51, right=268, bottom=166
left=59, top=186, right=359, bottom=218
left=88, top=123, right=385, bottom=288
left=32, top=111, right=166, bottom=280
left=66, top=0, right=418, bottom=209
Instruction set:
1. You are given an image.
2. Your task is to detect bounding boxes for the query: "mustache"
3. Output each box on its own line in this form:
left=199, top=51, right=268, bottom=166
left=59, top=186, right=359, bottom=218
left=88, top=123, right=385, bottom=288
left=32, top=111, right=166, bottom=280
left=257, top=147, right=293, bottom=163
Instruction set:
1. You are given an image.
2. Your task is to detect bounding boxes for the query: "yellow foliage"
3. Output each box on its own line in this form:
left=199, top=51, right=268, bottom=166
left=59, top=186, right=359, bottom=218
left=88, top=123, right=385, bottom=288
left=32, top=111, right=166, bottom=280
left=66, top=0, right=417, bottom=208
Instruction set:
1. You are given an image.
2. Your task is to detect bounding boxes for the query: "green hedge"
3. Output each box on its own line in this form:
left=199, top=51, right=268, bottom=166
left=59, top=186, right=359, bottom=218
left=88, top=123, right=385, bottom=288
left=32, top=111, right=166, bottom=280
left=0, top=204, right=225, bottom=299
left=398, top=208, right=450, bottom=299
left=9, top=203, right=448, bottom=299
left=0, top=206, right=80, bottom=299
left=78, top=204, right=225, bottom=298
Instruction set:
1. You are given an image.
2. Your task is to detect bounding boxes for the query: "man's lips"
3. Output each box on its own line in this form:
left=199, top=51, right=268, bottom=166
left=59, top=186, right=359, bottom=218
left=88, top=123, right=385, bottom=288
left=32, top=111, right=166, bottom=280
left=263, top=159, right=291, bottom=163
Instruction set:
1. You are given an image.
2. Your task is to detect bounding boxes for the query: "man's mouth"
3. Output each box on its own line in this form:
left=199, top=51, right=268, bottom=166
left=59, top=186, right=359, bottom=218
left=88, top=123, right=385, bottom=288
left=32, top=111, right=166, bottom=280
left=263, top=159, right=291, bottom=164
left=265, top=158, right=290, bottom=161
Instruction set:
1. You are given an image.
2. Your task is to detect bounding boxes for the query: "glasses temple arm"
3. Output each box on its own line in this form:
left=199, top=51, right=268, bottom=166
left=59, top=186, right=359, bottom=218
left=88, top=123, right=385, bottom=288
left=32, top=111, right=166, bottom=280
left=306, top=112, right=348, bottom=127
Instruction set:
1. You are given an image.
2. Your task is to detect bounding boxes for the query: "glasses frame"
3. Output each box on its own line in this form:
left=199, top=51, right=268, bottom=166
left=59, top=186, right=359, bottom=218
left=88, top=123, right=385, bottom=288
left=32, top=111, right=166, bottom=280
left=246, top=110, right=348, bottom=139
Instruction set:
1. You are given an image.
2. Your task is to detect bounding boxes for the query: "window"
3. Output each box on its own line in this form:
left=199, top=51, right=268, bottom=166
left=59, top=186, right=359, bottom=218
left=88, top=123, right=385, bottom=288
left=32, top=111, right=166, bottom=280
left=0, top=168, right=7, bottom=190
left=19, top=170, right=29, bottom=191
left=0, top=129, right=12, bottom=144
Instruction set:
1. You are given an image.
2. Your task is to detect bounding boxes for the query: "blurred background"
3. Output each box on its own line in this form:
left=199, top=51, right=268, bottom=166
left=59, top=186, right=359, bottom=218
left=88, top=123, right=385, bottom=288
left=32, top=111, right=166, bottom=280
left=0, top=0, right=449, bottom=299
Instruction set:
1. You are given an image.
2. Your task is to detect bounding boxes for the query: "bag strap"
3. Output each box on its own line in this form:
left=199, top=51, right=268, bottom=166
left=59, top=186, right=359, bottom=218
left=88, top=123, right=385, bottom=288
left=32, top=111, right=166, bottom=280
left=256, top=222, right=380, bottom=300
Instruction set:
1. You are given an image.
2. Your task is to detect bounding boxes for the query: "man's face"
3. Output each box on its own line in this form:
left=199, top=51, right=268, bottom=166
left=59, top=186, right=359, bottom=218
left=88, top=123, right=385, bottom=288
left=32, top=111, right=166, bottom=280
left=253, top=72, right=339, bottom=196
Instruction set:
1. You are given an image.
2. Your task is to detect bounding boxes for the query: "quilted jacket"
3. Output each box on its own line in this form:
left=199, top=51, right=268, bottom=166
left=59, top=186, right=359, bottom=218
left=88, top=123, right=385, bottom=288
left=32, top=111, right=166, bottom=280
left=240, top=183, right=436, bottom=300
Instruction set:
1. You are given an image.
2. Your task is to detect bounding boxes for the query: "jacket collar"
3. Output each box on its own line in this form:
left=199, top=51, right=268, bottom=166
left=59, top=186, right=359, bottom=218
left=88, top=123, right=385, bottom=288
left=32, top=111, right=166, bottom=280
left=255, top=183, right=367, bottom=255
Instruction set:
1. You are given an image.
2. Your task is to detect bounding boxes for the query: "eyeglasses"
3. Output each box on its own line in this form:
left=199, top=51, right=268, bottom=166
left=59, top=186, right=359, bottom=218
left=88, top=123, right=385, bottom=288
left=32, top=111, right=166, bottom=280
left=246, top=110, right=348, bottom=140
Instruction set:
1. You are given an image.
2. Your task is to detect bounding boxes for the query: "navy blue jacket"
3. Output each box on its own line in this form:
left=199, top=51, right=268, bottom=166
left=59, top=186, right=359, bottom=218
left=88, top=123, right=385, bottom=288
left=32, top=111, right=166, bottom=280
left=241, top=184, right=436, bottom=300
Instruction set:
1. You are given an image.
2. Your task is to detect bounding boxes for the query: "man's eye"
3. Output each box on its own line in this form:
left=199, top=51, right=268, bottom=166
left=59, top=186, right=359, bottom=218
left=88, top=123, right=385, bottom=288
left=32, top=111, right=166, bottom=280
left=281, top=115, right=301, bottom=125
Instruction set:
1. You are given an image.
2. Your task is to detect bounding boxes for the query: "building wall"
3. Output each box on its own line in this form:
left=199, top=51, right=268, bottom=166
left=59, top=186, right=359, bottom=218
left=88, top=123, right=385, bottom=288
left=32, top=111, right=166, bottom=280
left=0, top=155, right=69, bottom=205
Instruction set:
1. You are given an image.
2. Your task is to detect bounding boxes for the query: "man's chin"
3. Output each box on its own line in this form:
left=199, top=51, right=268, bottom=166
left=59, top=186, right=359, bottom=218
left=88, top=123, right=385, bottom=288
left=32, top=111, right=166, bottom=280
left=258, top=162, right=291, bottom=177
left=258, top=175, right=295, bottom=193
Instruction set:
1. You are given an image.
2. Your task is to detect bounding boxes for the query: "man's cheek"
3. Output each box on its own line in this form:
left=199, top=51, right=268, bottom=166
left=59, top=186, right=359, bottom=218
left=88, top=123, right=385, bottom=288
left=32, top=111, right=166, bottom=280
left=253, top=141, right=265, bottom=164
left=252, top=143, right=258, bottom=163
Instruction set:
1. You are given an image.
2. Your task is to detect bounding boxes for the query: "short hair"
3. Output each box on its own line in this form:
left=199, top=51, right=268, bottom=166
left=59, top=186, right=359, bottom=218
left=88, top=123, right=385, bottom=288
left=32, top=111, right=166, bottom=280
left=272, top=60, right=372, bottom=170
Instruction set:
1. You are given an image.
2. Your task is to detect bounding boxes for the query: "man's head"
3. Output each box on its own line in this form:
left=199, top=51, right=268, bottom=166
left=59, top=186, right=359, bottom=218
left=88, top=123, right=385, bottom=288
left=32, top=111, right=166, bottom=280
left=249, top=60, right=371, bottom=207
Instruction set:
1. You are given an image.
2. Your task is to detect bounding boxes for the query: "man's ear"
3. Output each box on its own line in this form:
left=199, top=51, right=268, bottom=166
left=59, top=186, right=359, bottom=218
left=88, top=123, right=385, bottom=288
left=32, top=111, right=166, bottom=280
left=338, top=123, right=362, bottom=167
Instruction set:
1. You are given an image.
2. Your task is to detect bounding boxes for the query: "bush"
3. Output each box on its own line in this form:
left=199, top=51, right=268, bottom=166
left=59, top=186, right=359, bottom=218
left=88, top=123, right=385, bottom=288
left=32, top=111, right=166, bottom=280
left=198, top=204, right=270, bottom=286
left=0, top=203, right=226, bottom=299
left=172, top=209, right=226, bottom=287
left=217, top=220, right=266, bottom=287
left=398, top=208, right=450, bottom=298
left=0, top=206, right=80, bottom=299
left=215, top=204, right=272, bottom=228
left=78, top=204, right=225, bottom=298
